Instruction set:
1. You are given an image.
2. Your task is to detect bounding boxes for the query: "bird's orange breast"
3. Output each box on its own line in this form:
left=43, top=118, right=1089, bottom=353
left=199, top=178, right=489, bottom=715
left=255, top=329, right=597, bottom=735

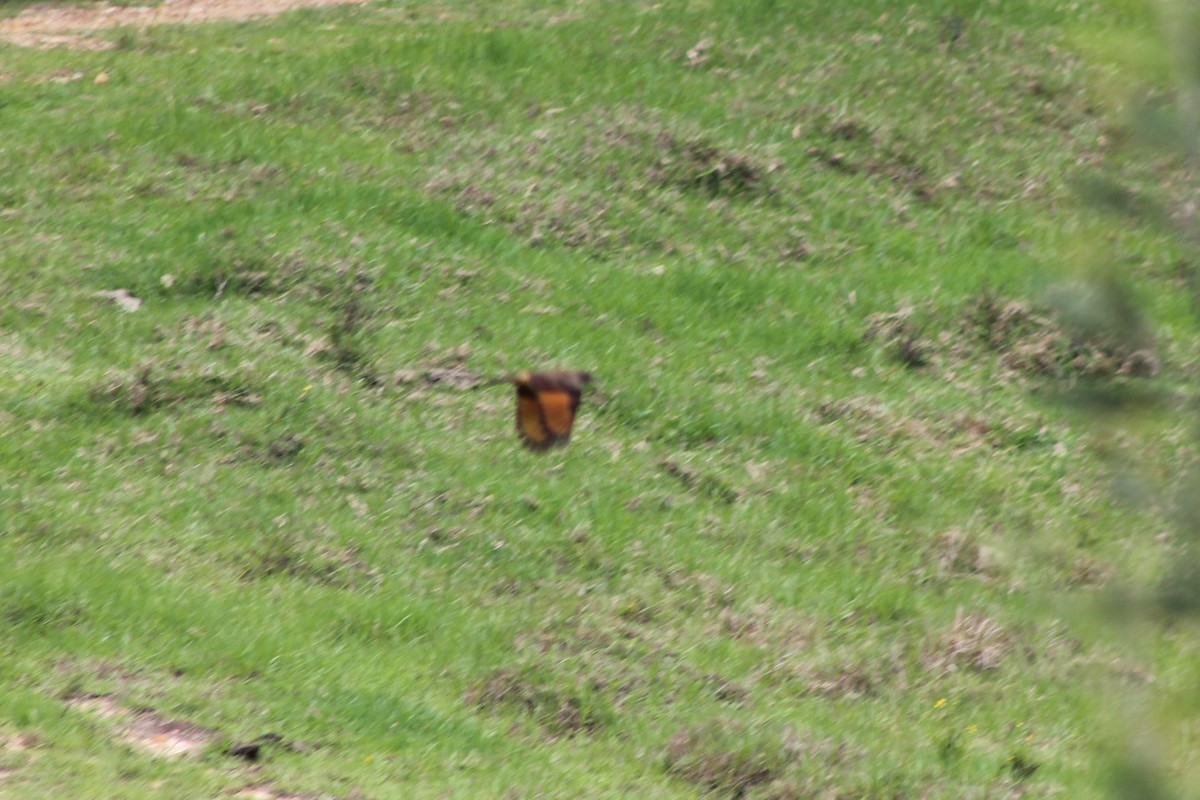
left=508, top=370, right=592, bottom=451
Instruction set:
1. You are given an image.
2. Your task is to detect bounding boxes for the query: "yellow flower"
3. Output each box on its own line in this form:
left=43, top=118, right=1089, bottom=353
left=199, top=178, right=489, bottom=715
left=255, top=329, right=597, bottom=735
left=966, top=724, right=978, bottom=735
left=934, top=697, right=947, bottom=709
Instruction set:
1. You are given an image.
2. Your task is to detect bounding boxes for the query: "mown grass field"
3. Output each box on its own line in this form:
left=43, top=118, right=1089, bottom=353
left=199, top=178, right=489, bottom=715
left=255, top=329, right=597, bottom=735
left=0, top=0, right=1194, bottom=797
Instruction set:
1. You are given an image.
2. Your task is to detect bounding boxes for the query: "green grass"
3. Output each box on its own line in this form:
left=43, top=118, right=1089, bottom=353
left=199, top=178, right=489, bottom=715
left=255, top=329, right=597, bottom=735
left=0, top=0, right=1194, bottom=797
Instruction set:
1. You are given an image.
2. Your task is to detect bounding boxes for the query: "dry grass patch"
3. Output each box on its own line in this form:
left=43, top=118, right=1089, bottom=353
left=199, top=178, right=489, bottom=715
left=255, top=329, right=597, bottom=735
left=234, top=787, right=307, bottom=800
left=236, top=534, right=378, bottom=589
left=864, top=307, right=933, bottom=369
left=651, top=134, right=777, bottom=199
left=865, top=295, right=1162, bottom=381
left=662, top=721, right=848, bottom=800
left=659, top=458, right=741, bottom=505
left=813, top=396, right=1020, bottom=455
left=0, top=733, right=33, bottom=781
left=759, top=646, right=909, bottom=701
left=1, top=0, right=367, bottom=50
left=924, top=611, right=1014, bottom=675
left=963, top=294, right=1160, bottom=379
left=84, top=362, right=261, bottom=417
left=931, top=528, right=1008, bottom=582
left=66, top=693, right=214, bottom=759
left=796, top=110, right=948, bottom=202
left=466, top=668, right=612, bottom=738
left=664, top=721, right=786, bottom=798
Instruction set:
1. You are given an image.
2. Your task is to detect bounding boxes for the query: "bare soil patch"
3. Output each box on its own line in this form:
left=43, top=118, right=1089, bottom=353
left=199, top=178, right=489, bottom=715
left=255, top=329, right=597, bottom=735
left=234, top=786, right=308, bottom=800
left=66, top=694, right=214, bottom=758
left=0, top=733, right=32, bottom=781
left=1, top=0, right=367, bottom=50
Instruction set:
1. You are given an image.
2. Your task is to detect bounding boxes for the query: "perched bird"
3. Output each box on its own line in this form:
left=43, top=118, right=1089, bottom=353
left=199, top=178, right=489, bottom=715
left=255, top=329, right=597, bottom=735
left=504, top=370, right=593, bottom=451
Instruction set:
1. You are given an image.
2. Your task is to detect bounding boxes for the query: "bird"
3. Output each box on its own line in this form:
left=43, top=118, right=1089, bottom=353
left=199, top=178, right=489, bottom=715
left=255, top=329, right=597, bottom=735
left=502, top=370, right=593, bottom=451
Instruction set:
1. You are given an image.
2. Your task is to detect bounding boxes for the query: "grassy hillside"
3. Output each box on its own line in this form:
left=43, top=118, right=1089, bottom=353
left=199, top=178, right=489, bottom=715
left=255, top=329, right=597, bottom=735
left=0, top=1, right=1191, bottom=797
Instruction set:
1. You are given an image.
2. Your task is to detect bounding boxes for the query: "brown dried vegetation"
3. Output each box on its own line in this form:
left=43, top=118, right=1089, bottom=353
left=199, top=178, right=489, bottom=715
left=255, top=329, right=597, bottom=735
left=800, top=113, right=941, bottom=201
left=931, top=529, right=1011, bottom=590
left=86, top=363, right=260, bottom=417
left=925, top=611, right=1014, bottom=675
left=864, top=294, right=1161, bottom=397
left=237, top=534, right=378, bottom=589
left=664, top=721, right=789, bottom=799
left=659, top=458, right=740, bottom=505
left=0, top=0, right=366, bottom=50
left=965, top=293, right=1159, bottom=378
left=814, top=396, right=1041, bottom=455
left=864, top=306, right=932, bottom=369
left=651, top=134, right=775, bottom=199
left=66, top=693, right=214, bottom=759
left=466, top=668, right=611, bottom=737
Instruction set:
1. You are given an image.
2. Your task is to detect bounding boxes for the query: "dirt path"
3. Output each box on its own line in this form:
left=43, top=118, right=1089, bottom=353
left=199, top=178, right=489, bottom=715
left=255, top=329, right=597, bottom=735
left=0, top=0, right=367, bottom=50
